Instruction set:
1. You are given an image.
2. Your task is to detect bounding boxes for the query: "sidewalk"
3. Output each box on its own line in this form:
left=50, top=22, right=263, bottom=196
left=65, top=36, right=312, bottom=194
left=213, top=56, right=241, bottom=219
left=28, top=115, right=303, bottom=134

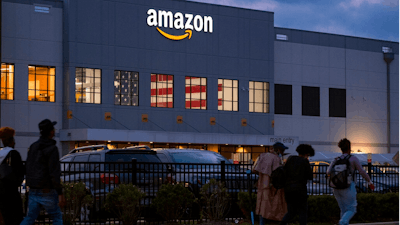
left=352, top=222, right=399, bottom=225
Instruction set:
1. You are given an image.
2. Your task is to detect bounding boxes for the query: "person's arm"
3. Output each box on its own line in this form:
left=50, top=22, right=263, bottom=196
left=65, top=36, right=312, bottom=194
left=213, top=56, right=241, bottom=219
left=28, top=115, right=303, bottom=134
left=10, top=151, right=25, bottom=186
left=352, top=156, right=371, bottom=183
left=326, top=159, right=336, bottom=176
left=304, top=159, right=313, bottom=180
left=48, top=147, right=63, bottom=195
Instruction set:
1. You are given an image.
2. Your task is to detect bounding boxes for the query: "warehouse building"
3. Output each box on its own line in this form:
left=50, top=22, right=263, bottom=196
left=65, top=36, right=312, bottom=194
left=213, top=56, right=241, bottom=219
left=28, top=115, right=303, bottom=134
left=1, top=0, right=398, bottom=163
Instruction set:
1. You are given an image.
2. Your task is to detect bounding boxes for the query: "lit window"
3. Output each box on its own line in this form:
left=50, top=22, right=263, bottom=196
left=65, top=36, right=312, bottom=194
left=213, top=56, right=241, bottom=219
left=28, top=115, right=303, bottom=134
left=185, top=76, right=206, bottom=110
left=1, top=63, right=14, bottom=100
left=151, top=74, right=173, bottom=108
left=114, top=71, right=139, bottom=106
left=28, top=65, right=55, bottom=102
left=249, top=81, right=269, bottom=113
left=218, top=79, right=238, bottom=111
left=75, top=68, right=101, bottom=104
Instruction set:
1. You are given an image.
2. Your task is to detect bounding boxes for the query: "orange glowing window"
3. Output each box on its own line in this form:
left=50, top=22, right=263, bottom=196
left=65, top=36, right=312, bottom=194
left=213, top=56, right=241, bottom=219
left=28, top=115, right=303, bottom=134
left=28, top=65, right=55, bottom=102
left=1, top=63, right=14, bottom=100
left=75, top=68, right=101, bottom=104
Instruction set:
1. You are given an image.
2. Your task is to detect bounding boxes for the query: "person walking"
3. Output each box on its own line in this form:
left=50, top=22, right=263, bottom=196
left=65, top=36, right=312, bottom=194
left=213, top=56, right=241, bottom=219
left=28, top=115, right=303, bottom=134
left=0, top=127, right=25, bottom=225
left=252, top=142, right=288, bottom=225
left=280, top=144, right=314, bottom=225
left=21, top=119, right=64, bottom=225
left=327, top=138, right=374, bottom=225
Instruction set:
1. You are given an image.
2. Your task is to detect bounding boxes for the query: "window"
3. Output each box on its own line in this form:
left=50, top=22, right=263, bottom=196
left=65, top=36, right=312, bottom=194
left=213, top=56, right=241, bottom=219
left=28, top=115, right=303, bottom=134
left=218, top=79, right=238, bottom=111
left=249, top=81, right=269, bottom=113
left=114, top=70, right=139, bottom=106
left=185, top=76, right=207, bottom=110
left=329, top=88, right=346, bottom=117
left=151, top=74, right=173, bottom=108
left=302, top=86, right=320, bottom=116
left=75, top=68, right=101, bottom=104
left=275, top=84, right=292, bottom=115
left=28, top=65, right=55, bottom=102
left=1, top=63, right=14, bottom=100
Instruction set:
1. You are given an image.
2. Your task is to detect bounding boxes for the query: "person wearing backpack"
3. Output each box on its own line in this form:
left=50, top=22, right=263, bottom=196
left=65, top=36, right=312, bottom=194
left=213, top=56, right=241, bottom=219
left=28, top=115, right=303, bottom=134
left=280, top=144, right=314, bottom=225
left=252, top=142, right=288, bottom=225
left=327, top=138, right=374, bottom=225
left=0, top=127, right=25, bottom=225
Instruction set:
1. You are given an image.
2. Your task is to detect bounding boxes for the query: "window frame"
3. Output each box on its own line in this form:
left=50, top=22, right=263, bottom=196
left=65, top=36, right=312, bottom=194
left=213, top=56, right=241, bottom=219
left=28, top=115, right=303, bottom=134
left=329, top=88, right=346, bottom=118
left=249, top=81, right=270, bottom=113
left=114, top=70, right=139, bottom=106
left=218, top=78, right=239, bottom=112
left=150, top=73, right=174, bottom=108
left=302, top=86, right=320, bottom=117
left=28, top=65, right=56, bottom=102
left=185, top=76, right=207, bottom=110
left=274, top=84, right=292, bottom=115
left=1, top=63, right=15, bottom=100
left=75, top=67, right=102, bottom=104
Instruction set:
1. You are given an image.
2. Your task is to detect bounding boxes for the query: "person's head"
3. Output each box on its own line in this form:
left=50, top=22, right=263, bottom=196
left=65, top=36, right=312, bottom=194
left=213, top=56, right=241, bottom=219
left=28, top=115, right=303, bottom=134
left=39, top=119, right=57, bottom=139
left=0, top=127, right=16, bottom=148
left=296, top=144, right=315, bottom=159
left=273, top=142, right=288, bottom=156
left=338, top=138, right=351, bottom=154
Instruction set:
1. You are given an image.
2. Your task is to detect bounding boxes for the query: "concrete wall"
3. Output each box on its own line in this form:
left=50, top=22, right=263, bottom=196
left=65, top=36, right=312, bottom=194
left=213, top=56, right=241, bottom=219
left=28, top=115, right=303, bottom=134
left=63, top=0, right=275, bottom=137
left=274, top=28, right=399, bottom=154
left=1, top=0, right=63, bottom=159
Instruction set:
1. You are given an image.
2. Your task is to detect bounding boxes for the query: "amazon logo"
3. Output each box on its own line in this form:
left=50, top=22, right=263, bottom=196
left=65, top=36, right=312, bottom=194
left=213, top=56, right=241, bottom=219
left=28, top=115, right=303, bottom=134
left=147, top=9, right=213, bottom=41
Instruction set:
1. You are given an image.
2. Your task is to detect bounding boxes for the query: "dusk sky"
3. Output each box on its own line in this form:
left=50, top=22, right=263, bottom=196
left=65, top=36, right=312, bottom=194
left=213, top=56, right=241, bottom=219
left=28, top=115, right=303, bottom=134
left=191, top=0, right=399, bottom=42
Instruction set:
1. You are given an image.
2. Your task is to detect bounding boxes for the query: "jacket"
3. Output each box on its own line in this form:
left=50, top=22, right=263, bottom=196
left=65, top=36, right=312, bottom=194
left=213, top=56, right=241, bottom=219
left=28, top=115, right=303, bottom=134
left=25, top=137, right=62, bottom=195
left=283, top=156, right=313, bottom=202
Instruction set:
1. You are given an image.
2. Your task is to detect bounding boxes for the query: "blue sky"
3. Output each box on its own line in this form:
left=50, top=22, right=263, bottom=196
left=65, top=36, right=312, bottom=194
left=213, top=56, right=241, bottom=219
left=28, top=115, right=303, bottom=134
left=191, top=0, right=399, bottom=42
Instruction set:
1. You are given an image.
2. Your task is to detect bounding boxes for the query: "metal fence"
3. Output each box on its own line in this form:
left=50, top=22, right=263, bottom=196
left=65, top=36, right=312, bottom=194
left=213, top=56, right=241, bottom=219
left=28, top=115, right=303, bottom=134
left=20, top=162, right=398, bottom=224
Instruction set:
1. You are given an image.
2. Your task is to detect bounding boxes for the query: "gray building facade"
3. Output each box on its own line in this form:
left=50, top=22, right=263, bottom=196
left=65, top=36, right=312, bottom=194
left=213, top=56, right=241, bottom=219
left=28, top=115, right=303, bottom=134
left=1, top=0, right=398, bottom=162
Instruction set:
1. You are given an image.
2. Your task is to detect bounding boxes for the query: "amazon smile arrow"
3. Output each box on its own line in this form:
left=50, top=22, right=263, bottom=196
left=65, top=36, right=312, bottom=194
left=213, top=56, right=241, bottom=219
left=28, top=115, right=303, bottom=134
left=156, top=28, right=192, bottom=40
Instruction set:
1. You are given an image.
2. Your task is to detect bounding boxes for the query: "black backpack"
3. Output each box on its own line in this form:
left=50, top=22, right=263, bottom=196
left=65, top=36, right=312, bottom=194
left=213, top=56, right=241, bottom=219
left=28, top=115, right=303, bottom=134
left=271, top=165, right=286, bottom=190
left=328, top=155, right=353, bottom=189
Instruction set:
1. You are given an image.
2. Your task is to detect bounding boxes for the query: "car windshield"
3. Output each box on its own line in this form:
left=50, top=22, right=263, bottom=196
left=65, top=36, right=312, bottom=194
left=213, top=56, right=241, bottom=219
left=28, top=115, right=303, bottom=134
left=170, top=152, right=231, bottom=164
left=169, top=151, right=237, bottom=170
left=105, top=153, right=164, bottom=170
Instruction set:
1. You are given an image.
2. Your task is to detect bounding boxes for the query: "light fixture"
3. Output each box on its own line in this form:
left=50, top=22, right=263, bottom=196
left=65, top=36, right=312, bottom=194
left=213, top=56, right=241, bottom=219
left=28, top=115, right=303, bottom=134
left=150, top=142, right=153, bottom=144
left=260, top=145, right=263, bottom=147
left=128, top=142, right=131, bottom=144
left=188, top=143, right=191, bottom=144
left=225, top=144, right=228, bottom=145
left=107, top=140, right=111, bottom=143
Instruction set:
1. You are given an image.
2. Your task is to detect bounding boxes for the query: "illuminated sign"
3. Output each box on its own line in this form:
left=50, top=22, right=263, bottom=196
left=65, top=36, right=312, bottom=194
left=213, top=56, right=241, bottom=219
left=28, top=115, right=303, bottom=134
left=147, top=9, right=213, bottom=41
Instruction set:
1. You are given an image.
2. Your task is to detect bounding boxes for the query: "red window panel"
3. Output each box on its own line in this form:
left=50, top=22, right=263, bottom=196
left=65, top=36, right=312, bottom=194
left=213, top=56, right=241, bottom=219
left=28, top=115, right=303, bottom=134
left=218, top=99, right=222, bottom=106
left=218, top=84, right=223, bottom=92
left=185, top=100, right=207, bottom=108
left=150, top=88, right=173, bottom=96
left=185, top=85, right=206, bottom=93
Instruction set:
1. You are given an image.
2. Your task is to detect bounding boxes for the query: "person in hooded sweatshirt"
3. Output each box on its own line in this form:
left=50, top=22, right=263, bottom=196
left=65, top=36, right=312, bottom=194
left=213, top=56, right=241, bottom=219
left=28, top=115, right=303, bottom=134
left=0, top=127, right=25, bottom=225
left=21, top=119, right=65, bottom=225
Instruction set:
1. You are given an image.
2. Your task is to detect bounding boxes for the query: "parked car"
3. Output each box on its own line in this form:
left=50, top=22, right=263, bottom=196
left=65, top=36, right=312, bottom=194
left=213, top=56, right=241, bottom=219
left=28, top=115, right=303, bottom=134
left=60, top=145, right=170, bottom=219
left=154, top=149, right=258, bottom=195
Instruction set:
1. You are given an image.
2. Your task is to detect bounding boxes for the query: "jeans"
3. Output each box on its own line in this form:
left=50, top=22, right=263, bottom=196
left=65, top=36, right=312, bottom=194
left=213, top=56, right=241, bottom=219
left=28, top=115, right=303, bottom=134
left=333, top=182, right=357, bottom=225
left=20, top=189, right=63, bottom=225
left=280, top=198, right=308, bottom=225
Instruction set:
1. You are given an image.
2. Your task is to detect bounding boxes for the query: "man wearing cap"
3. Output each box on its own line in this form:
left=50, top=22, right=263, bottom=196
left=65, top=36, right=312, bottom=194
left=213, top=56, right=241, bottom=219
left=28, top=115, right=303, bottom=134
left=21, top=119, right=64, bottom=225
left=252, top=142, right=288, bottom=225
